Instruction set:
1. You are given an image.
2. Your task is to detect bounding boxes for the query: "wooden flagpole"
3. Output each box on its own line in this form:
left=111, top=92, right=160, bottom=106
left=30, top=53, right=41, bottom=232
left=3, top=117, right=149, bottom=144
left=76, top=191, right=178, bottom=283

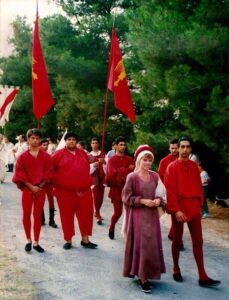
left=101, top=10, right=117, bottom=153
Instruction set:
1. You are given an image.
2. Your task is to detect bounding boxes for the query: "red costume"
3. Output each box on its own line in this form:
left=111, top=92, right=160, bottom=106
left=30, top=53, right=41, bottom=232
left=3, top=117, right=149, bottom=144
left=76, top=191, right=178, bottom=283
left=158, top=154, right=177, bottom=183
left=164, top=159, right=208, bottom=280
left=158, top=153, right=178, bottom=239
left=51, top=148, right=93, bottom=241
left=12, top=150, right=52, bottom=241
left=106, top=155, right=134, bottom=231
left=89, top=150, right=105, bottom=220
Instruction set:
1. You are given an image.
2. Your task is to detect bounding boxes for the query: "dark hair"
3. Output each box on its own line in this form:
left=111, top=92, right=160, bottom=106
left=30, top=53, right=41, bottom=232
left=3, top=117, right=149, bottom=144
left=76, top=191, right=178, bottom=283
left=77, top=140, right=85, bottom=147
left=115, top=136, right=126, bottom=145
left=178, top=137, right=192, bottom=147
left=26, top=128, right=41, bottom=139
left=40, top=138, right=48, bottom=144
left=91, top=137, right=100, bottom=143
left=64, top=132, right=78, bottom=141
left=169, top=138, right=178, bottom=144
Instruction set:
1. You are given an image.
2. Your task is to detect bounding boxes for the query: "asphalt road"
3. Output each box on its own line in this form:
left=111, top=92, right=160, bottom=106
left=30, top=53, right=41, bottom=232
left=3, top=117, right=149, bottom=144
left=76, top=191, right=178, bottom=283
left=0, top=173, right=228, bottom=300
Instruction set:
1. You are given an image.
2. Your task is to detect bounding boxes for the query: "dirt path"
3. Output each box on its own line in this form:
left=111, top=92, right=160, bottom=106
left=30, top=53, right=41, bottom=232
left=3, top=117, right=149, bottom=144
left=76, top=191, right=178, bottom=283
left=0, top=173, right=229, bottom=300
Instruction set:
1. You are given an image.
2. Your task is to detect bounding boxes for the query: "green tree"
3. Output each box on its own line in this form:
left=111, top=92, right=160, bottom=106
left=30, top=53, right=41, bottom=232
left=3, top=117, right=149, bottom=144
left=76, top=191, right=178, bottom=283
left=126, top=0, right=229, bottom=195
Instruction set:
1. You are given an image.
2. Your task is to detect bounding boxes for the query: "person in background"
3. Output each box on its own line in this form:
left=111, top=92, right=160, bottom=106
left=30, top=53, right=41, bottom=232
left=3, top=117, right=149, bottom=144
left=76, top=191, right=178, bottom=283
left=89, top=137, right=106, bottom=225
left=51, top=132, right=97, bottom=250
left=47, top=137, right=56, bottom=155
left=40, top=139, right=58, bottom=228
left=198, top=163, right=211, bottom=218
left=105, top=141, right=116, bottom=162
left=4, top=137, right=15, bottom=172
left=13, top=134, right=28, bottom=160
left=122, top=145, right=166, bottom=293
left=106, top=136, right=134, bottom=240
left=158, top=138, right=184, bottom=250
left=12, top=129, right=52, bottom=253
left=77, top=140, right=88, bottom=153
left=0, top=134, right=6, bottom=182
left=164, top=137, right=220, bottom=288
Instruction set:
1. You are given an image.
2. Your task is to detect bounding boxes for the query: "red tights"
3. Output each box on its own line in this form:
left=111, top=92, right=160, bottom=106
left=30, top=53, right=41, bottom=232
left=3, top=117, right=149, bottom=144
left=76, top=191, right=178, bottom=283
left=171, top=214, right=208, bottom=280
left=21, top=189, right=46, bottom=241
left=109, top=201, right=123, bottom=231
left=56, top=189, right=93, bottom=241
left=91, top=183, right=104, bottom=219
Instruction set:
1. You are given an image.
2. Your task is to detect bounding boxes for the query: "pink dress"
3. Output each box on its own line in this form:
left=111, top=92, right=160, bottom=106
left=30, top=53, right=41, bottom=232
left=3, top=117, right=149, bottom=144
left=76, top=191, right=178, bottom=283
left=122, top=171, right=166, bottom=281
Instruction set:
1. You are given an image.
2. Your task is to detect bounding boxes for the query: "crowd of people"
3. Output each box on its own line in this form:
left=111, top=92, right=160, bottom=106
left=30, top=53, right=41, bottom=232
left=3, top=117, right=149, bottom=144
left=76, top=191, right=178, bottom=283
left=0, top=130, right=221, bottom=293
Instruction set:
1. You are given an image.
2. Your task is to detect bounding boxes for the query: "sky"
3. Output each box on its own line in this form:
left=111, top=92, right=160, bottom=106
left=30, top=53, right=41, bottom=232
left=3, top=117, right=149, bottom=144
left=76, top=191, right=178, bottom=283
left=0, top=0, right=63, bottom=57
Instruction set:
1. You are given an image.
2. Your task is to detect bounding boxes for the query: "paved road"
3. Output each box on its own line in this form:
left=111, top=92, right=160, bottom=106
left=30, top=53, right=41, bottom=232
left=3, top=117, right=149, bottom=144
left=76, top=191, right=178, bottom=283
left=0, top=173, right=228, bottom=300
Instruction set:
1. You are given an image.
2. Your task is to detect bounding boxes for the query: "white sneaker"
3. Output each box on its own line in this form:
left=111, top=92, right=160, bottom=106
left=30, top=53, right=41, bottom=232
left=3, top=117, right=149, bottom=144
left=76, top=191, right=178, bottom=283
left=202, top=213, right=209, bottom=219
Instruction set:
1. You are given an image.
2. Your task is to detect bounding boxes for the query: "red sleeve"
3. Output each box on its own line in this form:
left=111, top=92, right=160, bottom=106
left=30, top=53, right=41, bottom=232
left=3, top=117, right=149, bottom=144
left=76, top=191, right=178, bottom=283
left=122, top=173, right=142, bottom=207
left=164, top=162, right=180, bottom=214
left=12, top=153, right=29, bottom=189
left=106, top=156, right=134, bottom=188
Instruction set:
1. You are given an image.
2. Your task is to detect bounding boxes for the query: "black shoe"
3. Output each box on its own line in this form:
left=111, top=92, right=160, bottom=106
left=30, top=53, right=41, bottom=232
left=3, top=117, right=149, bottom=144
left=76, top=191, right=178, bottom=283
left=173, top=273, right=183, bottom=282
left=168, top=235, right=173, bottom=241
left=139, top=281, right=151, bottom=293
left=25, top=243, right=32, bottom=252
left=199, top=278, right=221, bottom=288
left=97, top=219, right=103, bottom=225
left=33, top=245, right=44, bottom=253
left=180, top=243, right=185, bottom=251
left=63, top=242, right=72, bottom=250
left=49, top=220, right=58, bottom=228
left=108, top=230, right=114, bottom=240
left=80, top=241, right=98, bottom=249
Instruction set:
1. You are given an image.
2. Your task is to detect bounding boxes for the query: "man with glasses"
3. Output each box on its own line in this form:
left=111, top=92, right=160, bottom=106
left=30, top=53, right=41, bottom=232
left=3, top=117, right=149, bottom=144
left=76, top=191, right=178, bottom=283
left=164, top=137, right=220, bottom=288
left=106, top=136, right=134, bottom=239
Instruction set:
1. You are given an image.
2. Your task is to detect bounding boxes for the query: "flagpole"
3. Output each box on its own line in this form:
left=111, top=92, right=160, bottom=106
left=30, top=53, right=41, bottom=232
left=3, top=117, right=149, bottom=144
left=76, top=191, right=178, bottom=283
left=101, top=88, right=109, bottom=153
left=101, top=12, right=116, bottom=153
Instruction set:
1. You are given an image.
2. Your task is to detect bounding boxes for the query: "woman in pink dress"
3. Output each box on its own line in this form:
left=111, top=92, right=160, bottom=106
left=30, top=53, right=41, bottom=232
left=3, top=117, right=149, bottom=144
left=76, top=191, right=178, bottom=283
left=122, top=145, right=166, bottom=293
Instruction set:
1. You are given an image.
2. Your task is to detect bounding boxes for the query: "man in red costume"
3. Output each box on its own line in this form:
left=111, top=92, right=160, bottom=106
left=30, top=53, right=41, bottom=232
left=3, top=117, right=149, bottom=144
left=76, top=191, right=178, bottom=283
left=164, top=137, right=220, bottom=287
left=89, top=137, right=106, bottom=225
left=12, top=129, right=52, bottom=253
left=106, top=136, right=134, bottom=239
left=158, top=139, right=184, bottom=250
left=40, top=139, right=57, bottom=228
left=51, top=132, right=97, bottom=250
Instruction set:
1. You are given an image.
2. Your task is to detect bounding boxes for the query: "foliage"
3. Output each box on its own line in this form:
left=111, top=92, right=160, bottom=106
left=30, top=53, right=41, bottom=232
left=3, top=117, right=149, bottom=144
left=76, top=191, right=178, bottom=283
left=0, top=1, right=228, bottom=194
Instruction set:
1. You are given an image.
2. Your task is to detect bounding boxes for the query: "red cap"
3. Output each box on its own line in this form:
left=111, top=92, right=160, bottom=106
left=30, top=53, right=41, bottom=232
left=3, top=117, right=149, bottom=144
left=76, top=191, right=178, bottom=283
left=134, top=144, right=154, bottom=160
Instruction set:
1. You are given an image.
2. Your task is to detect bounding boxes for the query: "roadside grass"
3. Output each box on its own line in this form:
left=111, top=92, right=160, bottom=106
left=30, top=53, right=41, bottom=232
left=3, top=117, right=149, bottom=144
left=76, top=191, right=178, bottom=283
left=0, top=246, right=37, bottom=300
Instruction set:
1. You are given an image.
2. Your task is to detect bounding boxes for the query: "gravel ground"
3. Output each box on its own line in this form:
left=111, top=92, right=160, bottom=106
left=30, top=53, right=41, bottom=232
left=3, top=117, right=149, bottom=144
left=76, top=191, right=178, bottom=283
left=0, top=173, right=228, bottom=300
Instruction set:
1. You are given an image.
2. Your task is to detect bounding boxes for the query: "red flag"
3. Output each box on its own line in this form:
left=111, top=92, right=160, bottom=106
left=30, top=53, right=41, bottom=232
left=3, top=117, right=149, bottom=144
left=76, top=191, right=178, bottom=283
left=32, top=9, right=54, bottom=121
left=107, top=28, right=135, bottom=123
left=0, top=87, right=19, bottom=127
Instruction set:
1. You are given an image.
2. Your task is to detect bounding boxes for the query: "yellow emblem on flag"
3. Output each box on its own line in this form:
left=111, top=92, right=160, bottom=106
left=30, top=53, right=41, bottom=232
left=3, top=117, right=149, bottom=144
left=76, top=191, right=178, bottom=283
left=32, top=71, right=38, bottom=80
left=114, top=59, right=126, bottom=87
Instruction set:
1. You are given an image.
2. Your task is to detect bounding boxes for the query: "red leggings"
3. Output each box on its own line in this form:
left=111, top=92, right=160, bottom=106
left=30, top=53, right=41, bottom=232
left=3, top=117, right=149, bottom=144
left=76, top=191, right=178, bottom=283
left=55, top=189, right=93, bottom=241
left=91, top=183, right=104, bottom=219
left=21, top=189, right=46, bottom=241
left=171, top=214, right=208, bottom=280
left=109, top=200, right=123, bottom=231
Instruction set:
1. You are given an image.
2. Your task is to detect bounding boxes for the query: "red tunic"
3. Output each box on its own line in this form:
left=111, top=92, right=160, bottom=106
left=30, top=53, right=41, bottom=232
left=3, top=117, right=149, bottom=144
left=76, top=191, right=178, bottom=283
left=51, top=147, right=92, bottom=191
left=12, top=149, right=52, bottom=190
left=158, top=154, right=177, bottom=183
left=106, top=154, right=134, bottom=202
left=164, top=159, right=204, bottom=221
left=89, top=150, right=106, bottom=186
